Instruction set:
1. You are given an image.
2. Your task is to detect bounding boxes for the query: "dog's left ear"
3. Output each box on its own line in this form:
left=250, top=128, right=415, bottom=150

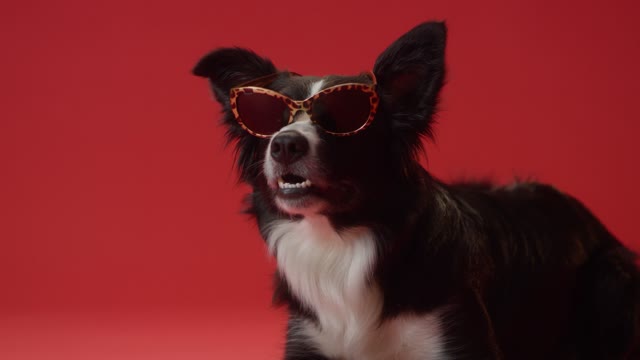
left=373, top=21, right=446, bottom=139
left=192, top=47, right=277, bottom=106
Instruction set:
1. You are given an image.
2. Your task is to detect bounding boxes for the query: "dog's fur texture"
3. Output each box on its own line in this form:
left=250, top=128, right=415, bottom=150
left=193, top=22, right=640, bottom=359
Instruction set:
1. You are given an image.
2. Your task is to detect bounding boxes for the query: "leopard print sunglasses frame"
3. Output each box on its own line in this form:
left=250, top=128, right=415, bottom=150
left=229, top=72, right=379, bottom=138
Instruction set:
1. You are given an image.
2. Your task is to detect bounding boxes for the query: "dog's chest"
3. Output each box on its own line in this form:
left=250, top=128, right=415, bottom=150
left=267, top=217, right=447, bottom=360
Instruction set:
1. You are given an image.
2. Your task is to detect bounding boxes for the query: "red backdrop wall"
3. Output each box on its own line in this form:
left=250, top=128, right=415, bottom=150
left=1, top=0, right=639, bottom=358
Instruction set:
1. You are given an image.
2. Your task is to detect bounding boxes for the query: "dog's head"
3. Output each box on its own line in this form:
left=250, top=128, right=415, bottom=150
left=193, top=22, right=446, bottom=220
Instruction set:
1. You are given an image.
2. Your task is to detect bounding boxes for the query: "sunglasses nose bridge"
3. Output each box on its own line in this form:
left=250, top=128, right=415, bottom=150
left=287, top=101, right=311, bottom=123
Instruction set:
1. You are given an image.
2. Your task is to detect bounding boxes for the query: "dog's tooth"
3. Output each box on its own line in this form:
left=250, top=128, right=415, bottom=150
left=278, top=178, right=313, bottom=190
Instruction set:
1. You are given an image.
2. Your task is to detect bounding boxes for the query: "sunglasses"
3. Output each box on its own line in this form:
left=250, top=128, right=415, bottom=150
left=229, top=72, right=379, bottom=138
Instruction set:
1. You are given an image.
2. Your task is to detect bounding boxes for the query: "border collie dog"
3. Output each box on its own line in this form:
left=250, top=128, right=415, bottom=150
left=193, top=22, right=639, bottom=359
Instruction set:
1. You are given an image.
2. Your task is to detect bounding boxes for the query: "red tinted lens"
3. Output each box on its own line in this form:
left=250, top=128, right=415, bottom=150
left=310, top=88, right=373, bottom=133
left=235, top=91, right=290, bottom=136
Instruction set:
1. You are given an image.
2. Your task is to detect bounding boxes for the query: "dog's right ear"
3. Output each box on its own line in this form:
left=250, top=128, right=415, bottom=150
left=192, top=48, right=277, bottom=105
left=373, top=22, right=446, bottom=143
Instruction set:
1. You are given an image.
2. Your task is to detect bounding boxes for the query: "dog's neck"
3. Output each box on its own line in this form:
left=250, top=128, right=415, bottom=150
left=266, top=215, right=379, bottom=320
left=266, top=215, right=448, bottom=359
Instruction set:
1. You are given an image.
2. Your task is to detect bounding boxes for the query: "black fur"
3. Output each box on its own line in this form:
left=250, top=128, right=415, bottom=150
left=193, top=21, right=640, bottom=359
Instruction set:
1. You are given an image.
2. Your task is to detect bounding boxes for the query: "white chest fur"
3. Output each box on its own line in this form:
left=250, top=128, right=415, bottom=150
left=267, top=216, right=447, bottom=360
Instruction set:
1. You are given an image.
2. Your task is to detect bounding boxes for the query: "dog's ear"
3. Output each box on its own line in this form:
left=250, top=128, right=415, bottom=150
left=192, top=47, right=277, bottom=105
left=373, top=21, right=446, bottom=140
left=193, top=48, right=277, bottom=183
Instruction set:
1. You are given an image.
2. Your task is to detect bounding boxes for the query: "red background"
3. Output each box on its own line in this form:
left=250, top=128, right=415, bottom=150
left=1, top=0, right=639, bottom=358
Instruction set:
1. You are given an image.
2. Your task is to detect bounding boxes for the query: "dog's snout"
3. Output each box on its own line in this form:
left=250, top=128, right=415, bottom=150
left=270, top=131, right=309, bottom=165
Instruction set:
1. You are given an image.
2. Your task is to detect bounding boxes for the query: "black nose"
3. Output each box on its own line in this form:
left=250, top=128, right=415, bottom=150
left=270, top=131, right=309, bottom=165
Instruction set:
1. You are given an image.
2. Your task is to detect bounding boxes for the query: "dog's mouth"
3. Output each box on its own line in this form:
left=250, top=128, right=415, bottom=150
left=270, top=172, right=328, bottom=215
left=269, top=171, right=359, bottom=215
left=277, top=174, right=315, bottom=197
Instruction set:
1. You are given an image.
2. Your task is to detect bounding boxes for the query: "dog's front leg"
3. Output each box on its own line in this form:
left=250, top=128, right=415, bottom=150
left=283, top=346, right=329, bottom=360
left=451, top=288, right=504, bottom=360
left=282, top=317, right=330, bottom=360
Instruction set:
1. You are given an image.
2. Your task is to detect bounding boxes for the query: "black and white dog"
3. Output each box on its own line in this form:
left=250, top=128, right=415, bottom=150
left=193, top=22, right=639, bottom=359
